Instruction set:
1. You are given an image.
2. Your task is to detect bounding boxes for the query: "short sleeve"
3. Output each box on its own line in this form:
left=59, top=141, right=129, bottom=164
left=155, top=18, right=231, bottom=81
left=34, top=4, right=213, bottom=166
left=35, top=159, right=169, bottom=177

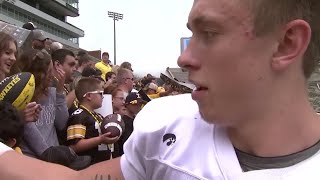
left=66, top=109, right=87, bottom=145
left=0, top=142, right=13, bottom=156
left=120, top=94, right=195, bottom=180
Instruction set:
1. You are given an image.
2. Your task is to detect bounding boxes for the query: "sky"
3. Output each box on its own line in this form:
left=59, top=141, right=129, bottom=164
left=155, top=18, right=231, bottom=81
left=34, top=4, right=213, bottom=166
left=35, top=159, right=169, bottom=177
left=67, top=0, right=194, bottom=77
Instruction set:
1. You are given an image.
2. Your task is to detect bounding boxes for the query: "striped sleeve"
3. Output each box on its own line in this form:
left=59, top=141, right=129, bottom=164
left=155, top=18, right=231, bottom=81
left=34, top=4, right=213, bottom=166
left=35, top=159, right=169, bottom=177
left=67, top=124, right=86, bottom=140
left=66, top=109, right=87, bottom=143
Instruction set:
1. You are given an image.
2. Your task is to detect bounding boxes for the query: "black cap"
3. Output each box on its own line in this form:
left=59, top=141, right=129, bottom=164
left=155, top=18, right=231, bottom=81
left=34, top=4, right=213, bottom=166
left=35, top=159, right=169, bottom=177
left=40, top=146, right=91, bottom=170
left=138, top=89, right=151, bottom=102
left=22, top=22, right=37, bottom=30
left=125, top=92, right=146, bottom=105
left=32, top=30, right=47, bottom=41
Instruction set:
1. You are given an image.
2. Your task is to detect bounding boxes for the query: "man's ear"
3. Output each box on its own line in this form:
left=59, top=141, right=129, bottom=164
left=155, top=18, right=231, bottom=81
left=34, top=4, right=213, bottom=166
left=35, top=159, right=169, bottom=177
left=271, top=20, right=311, bottom=71
left=54, top=61, right=61, bottom=68
left=84, top=94, right=91, bottom=101
left=6, top=138, right=17, bottom=148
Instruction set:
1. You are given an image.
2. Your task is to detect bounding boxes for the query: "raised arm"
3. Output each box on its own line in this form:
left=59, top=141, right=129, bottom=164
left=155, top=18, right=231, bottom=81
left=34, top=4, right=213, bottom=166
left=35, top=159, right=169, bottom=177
left=54, top=90, right=69, bottom=130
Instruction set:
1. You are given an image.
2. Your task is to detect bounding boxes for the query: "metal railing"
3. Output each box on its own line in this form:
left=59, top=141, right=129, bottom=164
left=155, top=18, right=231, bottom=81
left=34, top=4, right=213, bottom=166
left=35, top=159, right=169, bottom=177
left=63, top=0, right=79, bottom=10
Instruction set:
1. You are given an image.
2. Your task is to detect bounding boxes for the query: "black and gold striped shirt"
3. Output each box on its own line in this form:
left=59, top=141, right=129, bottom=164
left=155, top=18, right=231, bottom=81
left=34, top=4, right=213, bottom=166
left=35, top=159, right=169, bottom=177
left=66, top=108, right=110, bottom=164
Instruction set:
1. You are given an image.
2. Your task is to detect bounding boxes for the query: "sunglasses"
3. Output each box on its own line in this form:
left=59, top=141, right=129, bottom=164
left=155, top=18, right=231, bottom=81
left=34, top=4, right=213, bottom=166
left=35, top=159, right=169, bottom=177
left=83, top=90, right=104, bottom=98
left=124, top=78, right=134, bottom=81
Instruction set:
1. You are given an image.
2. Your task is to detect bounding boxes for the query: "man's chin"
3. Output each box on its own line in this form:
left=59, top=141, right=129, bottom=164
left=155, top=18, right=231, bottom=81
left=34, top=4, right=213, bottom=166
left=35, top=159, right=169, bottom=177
left=199, top=110, right=217, bottom=125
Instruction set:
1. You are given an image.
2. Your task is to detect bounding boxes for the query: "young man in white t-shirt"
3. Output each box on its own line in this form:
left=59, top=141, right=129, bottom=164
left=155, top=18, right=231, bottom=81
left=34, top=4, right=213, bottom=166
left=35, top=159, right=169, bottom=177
left=1, top=0, right=320, bottom=179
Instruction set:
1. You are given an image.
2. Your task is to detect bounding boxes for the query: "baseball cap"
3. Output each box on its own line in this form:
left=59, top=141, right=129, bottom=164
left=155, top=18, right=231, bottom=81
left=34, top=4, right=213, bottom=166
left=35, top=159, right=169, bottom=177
left=138, top=89, right=151, bottom=102
left=147, top=74, right=156, bottom=80
left=40, top=146, right=91, bottom=170
left=32, top=30, right=47, bottom=41
left=22, top=22, right=37, bottom=30
left=125, top=92, right=146, bottom=105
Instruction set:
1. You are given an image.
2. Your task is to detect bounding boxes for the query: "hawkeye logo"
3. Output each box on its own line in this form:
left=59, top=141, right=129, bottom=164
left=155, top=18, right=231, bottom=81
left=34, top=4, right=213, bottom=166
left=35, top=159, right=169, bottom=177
left=162, top=133, right=176, bottom=146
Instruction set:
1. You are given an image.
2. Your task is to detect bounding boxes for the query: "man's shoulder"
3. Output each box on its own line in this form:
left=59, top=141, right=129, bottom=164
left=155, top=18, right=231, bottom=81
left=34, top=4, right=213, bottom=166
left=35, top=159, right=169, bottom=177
left=281, top=151, right=320, bottom=178
left=133, top=94, right=199, bottom=133
left=141, top=93, right=197, bottom=116
left=68, top=109, right=91, bottom=125
left=121, top=94, right=222, bottom=179
left=147, top=93, right=196, bottom=109
left=95, top=61, right=103, bottom=67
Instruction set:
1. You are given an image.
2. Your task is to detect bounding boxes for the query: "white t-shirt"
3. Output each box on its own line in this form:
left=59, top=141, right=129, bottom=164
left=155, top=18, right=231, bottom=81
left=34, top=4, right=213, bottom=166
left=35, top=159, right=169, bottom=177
left=0, top=142, right=12, bottom=156
left=120, top=94, right=320, bottom=180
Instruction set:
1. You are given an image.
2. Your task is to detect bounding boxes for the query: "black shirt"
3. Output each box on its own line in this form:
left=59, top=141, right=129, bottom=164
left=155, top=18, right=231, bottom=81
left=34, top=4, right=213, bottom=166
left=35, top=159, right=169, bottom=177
left=113, top=115, right=134, bottom=157
left=236, top=140, right=320, bottom=172
left=66, top=107, right=110, bottom=164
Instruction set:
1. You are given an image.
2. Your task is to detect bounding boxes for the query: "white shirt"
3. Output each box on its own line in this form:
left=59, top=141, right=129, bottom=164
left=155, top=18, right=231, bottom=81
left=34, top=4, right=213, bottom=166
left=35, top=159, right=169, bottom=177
left=0, top=142, right=12, bottom=156
left=120, top=94, right=320, bottom=180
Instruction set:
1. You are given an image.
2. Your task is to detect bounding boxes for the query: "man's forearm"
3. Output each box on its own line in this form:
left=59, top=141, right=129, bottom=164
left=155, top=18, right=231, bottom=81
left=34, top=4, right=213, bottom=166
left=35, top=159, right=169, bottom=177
left=70, top=137, right=101, bottom=153
left=79, top=158, right=124, bottom=180
left=0, top=151, right=124, bottom=180
left=0, top=151, right=77, bottom=180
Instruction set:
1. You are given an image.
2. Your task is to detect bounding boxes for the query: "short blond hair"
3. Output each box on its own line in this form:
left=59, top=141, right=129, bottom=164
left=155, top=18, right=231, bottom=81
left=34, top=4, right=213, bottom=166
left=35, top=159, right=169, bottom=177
left=247, top=0, right=320, bottom=78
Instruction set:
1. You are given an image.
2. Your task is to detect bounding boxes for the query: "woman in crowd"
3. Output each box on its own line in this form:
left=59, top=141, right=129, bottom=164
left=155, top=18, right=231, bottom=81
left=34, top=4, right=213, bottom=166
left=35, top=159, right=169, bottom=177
left=0, top=32, right=17, bottom=81
left=17, top=49, right=69, bottom=158
left=0, top=32, right=40, bottom=123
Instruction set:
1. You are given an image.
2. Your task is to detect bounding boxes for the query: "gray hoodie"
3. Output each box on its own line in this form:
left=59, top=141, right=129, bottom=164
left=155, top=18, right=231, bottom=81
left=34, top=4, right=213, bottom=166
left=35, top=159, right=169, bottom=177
left=20, top=87, right=69, bottom=157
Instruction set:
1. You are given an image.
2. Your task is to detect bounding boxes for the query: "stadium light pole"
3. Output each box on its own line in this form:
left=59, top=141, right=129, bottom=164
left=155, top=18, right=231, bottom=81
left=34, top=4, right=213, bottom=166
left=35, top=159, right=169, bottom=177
left=108, top=11, right=123, bottom=65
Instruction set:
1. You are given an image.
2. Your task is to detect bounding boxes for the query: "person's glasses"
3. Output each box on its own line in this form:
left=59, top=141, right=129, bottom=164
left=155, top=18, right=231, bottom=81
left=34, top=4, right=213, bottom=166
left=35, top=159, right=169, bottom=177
left=83, top=90, right=104, bottom=97
left=124, top=78, right=134, bottom=81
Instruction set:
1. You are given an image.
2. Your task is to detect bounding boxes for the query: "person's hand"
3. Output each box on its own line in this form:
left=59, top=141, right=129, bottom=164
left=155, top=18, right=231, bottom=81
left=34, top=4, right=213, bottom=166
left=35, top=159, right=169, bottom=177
left=170, top=91, right=180, bottom=96
left=54, top=65, right=66, bottom=93
left=21, top=102, right=42, bottom=122
left=99, top=132, right=120, bottom=144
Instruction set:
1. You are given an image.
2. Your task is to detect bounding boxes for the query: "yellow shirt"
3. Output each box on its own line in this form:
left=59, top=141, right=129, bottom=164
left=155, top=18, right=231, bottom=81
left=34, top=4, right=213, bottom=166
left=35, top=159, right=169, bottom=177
left=148, top=93, right=160, bottom=99
left=157, top=87, right=166, bottom=93
left=95, top=61, right=112, bottom=81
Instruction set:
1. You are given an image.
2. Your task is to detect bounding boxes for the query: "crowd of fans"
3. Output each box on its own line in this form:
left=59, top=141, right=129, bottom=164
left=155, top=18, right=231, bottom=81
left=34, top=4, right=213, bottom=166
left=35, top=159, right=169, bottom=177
left=0, top=22, right=185, bottom=169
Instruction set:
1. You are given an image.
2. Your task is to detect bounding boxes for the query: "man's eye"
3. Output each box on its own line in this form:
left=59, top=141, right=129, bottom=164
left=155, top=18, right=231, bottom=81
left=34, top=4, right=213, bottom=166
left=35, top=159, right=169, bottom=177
left=203, top=31, right=215, bottom=38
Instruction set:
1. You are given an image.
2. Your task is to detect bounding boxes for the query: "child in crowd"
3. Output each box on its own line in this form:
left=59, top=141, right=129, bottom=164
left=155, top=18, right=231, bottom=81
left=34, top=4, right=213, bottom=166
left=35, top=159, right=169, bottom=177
left=66, top=77, right=119, bottom=164
left=0, top=101, right=24, bottom=154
